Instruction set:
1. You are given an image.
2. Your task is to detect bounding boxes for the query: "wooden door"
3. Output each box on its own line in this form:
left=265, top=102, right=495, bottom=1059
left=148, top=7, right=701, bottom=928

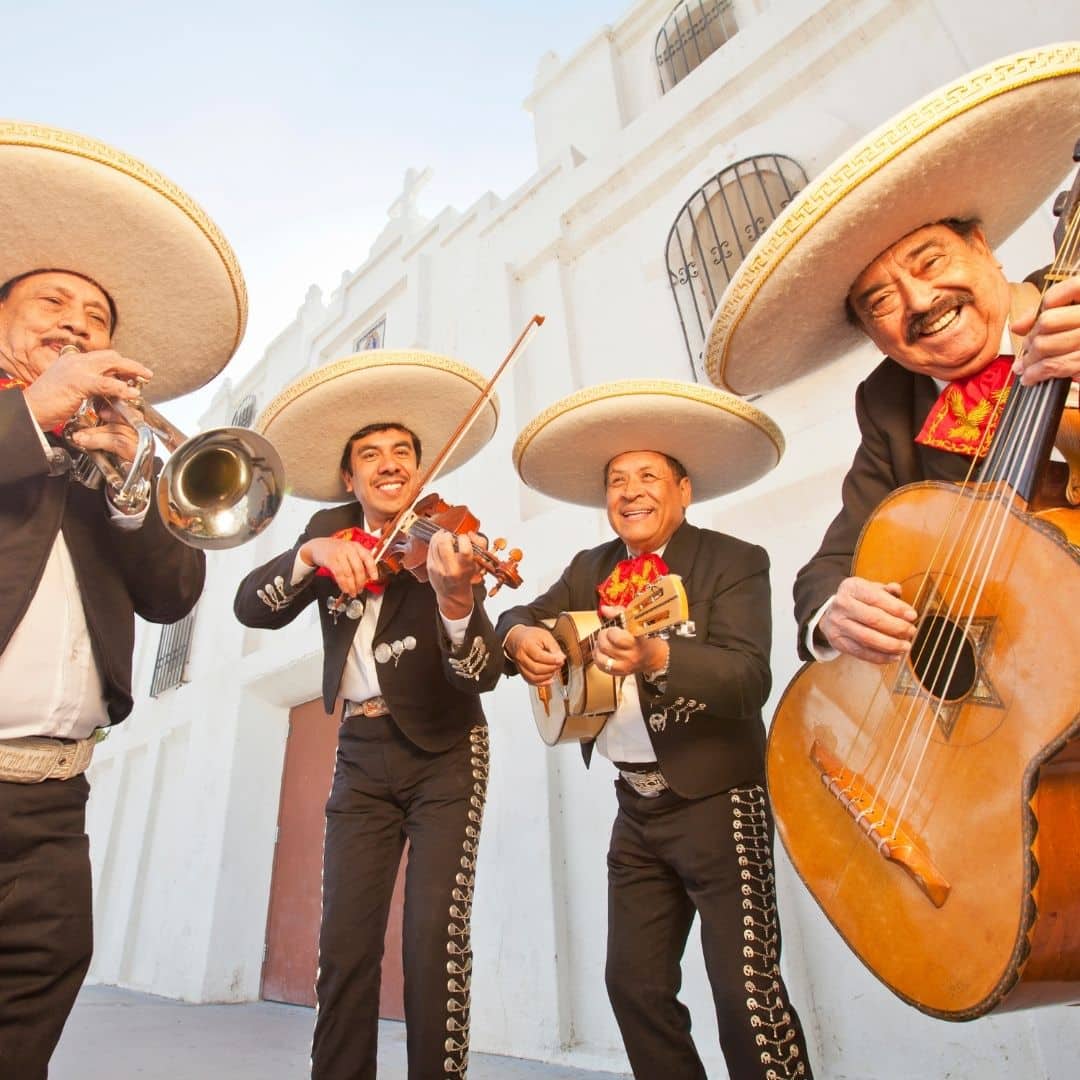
left=261, top=697, right=406, bottom=1018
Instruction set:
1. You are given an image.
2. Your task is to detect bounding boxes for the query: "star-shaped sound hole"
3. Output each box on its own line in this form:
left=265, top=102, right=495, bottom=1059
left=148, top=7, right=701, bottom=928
left=892, top=608, right=1002, bottom=739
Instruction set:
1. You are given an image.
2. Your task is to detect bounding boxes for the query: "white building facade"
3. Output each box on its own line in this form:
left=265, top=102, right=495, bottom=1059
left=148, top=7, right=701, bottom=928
left=86, top=1, right=1080, bottom=1076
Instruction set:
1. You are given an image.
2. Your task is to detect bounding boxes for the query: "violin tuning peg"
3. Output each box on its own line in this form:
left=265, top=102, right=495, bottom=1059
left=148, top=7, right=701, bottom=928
left=487, top=583, right=502, bottom=598
left=493, top=537, right=506, bottom=552
left=508, top=549, right=523, bottom=563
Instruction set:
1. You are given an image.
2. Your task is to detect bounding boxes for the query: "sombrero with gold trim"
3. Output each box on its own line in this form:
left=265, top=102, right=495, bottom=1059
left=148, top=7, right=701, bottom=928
left=513, top=379, right=784, bottom=507
left=0, top=120, right=246, bottom=402
left=704, top=43, right=1080, bottom=397
left=256, top=350, right=499, bottom=501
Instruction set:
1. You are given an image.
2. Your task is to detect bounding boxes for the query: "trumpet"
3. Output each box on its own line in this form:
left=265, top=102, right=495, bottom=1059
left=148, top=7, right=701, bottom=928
left=59, top=345, right=284, bottom=550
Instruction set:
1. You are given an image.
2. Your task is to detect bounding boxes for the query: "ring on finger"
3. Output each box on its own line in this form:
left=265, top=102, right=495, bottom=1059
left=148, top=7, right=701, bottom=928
left=604, top=656, right=614, bottom=673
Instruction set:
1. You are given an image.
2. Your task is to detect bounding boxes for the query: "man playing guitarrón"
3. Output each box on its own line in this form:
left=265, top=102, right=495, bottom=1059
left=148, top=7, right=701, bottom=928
left=497, top=380, right=813, bottom=1080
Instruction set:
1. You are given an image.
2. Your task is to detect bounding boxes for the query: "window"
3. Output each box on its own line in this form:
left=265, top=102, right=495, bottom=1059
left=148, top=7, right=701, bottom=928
left=655, top=0, right=737, bottom=93
left=666, top=154, right=808, bottom=381
left=354, top=316, right=386, bottom=352
left=231, top=394, right=257, bottom=428
left=149, top=611, right=196, bottom=697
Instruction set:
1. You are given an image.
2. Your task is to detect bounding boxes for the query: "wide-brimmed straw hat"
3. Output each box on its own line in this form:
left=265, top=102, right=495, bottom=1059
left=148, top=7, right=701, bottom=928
left=256, top=350, right=499, bottom=501
left=704, top=42, right=1080, bottom=397
left=513, top=379, right=784, bottom=507
left=0, top=120, right=246, bottom=403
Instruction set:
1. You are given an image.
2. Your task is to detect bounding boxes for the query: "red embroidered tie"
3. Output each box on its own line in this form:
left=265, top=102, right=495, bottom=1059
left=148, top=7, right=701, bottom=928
left=596, top=552, right=669, bottom=611
left=314, top=527, right=386, bottom=595
left=914, top=356, right=1014, bottom=458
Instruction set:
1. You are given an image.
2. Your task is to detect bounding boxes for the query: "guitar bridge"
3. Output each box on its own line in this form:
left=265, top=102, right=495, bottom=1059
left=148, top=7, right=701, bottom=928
left=810, top=740, right=951, bottom=908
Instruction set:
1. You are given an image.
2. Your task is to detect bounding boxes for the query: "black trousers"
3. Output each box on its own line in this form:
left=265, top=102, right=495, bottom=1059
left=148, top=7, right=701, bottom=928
left=0, top=774, right=93, bottom=1080
left=606, top=779, right=812, bottom=1080
left=311, top=714, right=489, bottom=1080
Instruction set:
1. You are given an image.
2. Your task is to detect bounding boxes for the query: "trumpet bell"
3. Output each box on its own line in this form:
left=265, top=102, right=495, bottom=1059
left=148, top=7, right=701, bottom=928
left=157, top=427, right=284, bottom=550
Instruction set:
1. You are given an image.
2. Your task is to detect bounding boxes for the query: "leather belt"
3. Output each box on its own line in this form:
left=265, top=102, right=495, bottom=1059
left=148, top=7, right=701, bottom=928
left=0, top=735, right=97, bottom=784
left=344, top=695, right=391, bottom=719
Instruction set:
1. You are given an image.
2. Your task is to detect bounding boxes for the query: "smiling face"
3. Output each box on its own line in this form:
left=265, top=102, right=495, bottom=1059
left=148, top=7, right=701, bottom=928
left=0, top=271, right=114, bottom=381
left=605, top=450, right=691, bottom=555
left=341, top=425, right=421, bottom=529
left=847, top=224, right=1012, bottom=381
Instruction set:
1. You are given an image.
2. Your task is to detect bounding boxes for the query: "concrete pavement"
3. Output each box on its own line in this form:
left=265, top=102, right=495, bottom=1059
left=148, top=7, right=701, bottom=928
left=52, top=985, right=632, bottom=1079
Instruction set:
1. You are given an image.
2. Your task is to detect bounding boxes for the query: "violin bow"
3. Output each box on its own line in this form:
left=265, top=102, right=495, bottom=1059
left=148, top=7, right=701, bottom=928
left=328, top=314, right=545, bottom=616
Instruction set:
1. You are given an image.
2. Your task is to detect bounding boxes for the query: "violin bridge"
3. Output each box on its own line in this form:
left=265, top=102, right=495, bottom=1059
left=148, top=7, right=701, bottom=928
left=809, top=740, right=951, bottom=908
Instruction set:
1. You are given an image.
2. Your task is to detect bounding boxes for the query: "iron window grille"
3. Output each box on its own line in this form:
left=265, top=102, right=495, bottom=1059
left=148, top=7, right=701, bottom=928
left=149, top=610, right=196, bottom=698
left=231, top=394, right=257, bottom=428
left=655, top=0, right=737, bottom=93
left=354, top=316, right=386, bottom=352
left=666, top=154, right=808, bottom=382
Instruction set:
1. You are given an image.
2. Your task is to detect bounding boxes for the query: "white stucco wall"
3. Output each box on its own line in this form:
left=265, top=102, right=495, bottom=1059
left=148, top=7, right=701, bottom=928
left=86, top=1, right=1080, bottom=1075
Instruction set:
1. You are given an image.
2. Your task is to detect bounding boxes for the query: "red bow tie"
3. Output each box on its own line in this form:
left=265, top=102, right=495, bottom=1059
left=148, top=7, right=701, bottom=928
left=315, top=527, right=386, bottom=595
left=596, top=552, right=669, bottom=612
left=914, top=356, right=1014, bottom=459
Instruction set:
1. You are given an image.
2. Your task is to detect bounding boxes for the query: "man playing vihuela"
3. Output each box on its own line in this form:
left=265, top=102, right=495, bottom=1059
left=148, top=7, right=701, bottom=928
left=496, top=380, right=813, bottom=1080
left=234, top=351, right=504, bottom=1079
left=703, top=43, right=1080, bottom=664
left=0, top=122, right=247, bottom=1077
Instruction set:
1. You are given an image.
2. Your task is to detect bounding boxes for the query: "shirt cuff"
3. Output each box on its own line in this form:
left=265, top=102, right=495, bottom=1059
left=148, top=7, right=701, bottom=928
left=805, top=596, right=840, bottom=662
left=291, top=553, right=318, bottom=586
left=440, top=608, right=472, bottom=648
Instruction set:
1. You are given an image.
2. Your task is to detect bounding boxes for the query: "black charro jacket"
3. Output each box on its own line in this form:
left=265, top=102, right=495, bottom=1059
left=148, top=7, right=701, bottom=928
left=495, top=519, right=772, bottom=800
left=233, top=501, right=501, bottom=752
left=0, top=389, right=206, bottom=725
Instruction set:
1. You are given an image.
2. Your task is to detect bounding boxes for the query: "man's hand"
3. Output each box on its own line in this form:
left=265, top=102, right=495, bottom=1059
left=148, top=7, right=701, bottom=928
left=21, top=348, right=153, bottom=431
left=426, top=530, right=480, bottom=620
left=299, top=536, right=380, bottom=597
left=70, top=401, right=143, bottom=463
left=818, top=576, right=917, bottom=664
left=594, top=605, right=669, bottom=678
left=504, top=625, right=566, bottom=687
left=1012, top=275, right=1080, bottom=386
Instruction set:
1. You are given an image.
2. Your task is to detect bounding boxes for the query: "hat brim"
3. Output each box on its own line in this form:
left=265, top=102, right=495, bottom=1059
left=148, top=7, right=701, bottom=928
left=0, top=121, right=246, bottom=403
left=257, top=350, right=499, bottom=502
left=513, top=380, right=784, bottom=507
left=704, top=43, right=1080, bottom=397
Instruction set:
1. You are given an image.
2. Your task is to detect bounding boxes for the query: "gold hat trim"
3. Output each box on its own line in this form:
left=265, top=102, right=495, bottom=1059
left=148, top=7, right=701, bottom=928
left=0, top=120, right=248, bottom=356
left=257, top=350, right=490, bottom=434
left=704, top=42, right=1080, bottom=387
left=513, top=378, right=785, bottom=471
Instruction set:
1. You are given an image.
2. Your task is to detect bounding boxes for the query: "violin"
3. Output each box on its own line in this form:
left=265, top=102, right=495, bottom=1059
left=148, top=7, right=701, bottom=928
left=378, top=492, right=523, bottom=593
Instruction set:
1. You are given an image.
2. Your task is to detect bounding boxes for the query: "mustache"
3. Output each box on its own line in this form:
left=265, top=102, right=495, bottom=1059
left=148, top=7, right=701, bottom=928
left=905, top=292, right=975, bottom=343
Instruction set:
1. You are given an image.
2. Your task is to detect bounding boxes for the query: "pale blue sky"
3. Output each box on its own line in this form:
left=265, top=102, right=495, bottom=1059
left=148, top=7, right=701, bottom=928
left=5, top=0, right=632, bottom=422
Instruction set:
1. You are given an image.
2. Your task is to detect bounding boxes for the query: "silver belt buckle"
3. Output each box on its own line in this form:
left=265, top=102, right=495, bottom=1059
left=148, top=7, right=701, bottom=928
left=619, top=767, right=669, bottom=797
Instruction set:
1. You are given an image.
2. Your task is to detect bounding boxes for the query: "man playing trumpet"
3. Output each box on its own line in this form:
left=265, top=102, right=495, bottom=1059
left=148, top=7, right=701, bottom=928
left=0, top=123, right=247, bottom=1078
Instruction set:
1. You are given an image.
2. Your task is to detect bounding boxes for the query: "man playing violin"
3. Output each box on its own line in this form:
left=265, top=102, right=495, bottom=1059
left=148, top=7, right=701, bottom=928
left=234, top=352, right=503, bottom=1080
left=496, top=381, right=812, bottom=1080
left=700, top=47, right=1080, bottom=666
left=0, top=123, right=245, bottom=1079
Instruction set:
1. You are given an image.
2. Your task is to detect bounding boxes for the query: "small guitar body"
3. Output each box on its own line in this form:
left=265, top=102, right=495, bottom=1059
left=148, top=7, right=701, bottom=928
left=530, top=574, right=690, bottom=746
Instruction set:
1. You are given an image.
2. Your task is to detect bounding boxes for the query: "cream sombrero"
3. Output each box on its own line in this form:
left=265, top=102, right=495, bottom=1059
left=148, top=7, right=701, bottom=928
left=513, top=380, right=784, bottom=507
left=256, top=350, right=499, bottom=501
left=0, top=120, right=246, bottom=402
left=704, top=42, right=1080, bottom=397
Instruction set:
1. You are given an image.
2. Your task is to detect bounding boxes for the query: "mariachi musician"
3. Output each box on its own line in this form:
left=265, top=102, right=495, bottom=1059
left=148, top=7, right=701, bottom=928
left=496, top=380, right=813, bottom=1080
left=0, top=122, right=246, bottom=1078
left=234, top=351, right=505, bottom=1080
left=703, top=44, right=1080, bottom=1021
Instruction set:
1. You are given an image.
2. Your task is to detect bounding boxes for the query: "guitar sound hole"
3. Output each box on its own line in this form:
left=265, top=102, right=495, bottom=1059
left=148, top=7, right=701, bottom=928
left=910, top=614, right=977, bottom=702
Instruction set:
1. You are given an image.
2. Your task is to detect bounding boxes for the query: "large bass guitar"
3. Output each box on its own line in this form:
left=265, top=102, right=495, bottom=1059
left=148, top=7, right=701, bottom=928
left=767, top=150, right=1080, bottom=1020
left=531, top=574, right=690, bottom=746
